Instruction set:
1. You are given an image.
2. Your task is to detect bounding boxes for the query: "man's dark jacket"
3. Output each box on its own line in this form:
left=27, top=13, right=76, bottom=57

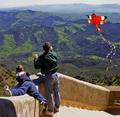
left=34, top=50, right=58, bottom=74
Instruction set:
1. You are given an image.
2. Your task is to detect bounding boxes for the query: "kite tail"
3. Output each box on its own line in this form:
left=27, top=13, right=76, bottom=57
left=99, top=33, right=116, bottom=63
left=106, top=45, right=116, bottom=63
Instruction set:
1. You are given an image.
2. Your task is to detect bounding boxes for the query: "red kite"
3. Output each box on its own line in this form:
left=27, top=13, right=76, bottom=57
left=87, top=12, right=107, bottom=32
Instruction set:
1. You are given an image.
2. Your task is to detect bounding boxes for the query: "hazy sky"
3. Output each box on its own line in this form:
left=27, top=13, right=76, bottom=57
left=0, top=0, right=120, bottom=8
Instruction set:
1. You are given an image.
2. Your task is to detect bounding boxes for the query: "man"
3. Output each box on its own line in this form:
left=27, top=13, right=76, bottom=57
left=33, top=42, right=60, bottom=116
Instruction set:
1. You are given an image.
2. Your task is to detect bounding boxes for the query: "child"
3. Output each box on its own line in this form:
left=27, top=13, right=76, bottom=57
left=4, top=65, right=46, bottom=105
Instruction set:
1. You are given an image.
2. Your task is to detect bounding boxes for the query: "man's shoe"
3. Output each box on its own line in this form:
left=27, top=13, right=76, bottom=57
left=54, top=107, right=59, bottom=113
left=45, top=111, right=54, bottom=116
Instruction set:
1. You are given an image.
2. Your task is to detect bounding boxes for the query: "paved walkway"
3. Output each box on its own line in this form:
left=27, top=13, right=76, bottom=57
left=54, top=106, right=120, bottom=117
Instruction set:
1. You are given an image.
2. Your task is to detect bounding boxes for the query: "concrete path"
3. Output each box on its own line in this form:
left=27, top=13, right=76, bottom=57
left=54, top=106, right=120, bottom=117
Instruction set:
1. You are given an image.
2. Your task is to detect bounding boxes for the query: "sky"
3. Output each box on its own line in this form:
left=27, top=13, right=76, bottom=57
left=0, top=0, right=120, bottom=8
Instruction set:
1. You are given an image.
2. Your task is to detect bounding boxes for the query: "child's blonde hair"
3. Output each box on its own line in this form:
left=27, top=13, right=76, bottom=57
left=16, top=65, right=24, bottom=72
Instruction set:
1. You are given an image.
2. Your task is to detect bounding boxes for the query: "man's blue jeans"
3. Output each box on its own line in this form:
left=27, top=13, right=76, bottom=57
left=33, top=73, right=61, bottom=112
left=44, top=73, right=60, bottom=112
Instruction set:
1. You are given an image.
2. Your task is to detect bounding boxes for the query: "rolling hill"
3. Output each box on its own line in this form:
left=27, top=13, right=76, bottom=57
left=0, top=10, right=120, bottom=58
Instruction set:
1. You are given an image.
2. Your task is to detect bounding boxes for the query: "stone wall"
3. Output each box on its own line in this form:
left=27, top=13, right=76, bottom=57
left=36, top=73, right=110, bottom=111
left=0, top=95, right=39, bottom=117
left=0, top=73, right=119, bottom=117
left=58, top=74, right=110, bottom=110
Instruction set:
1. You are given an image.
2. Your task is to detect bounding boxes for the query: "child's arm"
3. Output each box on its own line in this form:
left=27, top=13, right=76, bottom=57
left=26, top=72, right=30, bottom=77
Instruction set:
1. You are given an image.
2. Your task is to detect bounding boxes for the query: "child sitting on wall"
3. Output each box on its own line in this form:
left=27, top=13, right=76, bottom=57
left=4, top=65, right=46, bottom=105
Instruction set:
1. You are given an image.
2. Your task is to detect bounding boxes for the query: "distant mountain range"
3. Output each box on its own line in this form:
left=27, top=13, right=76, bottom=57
left=0, top=4, right=120, bottom=13
left=0, top=10, right=120, bottom=60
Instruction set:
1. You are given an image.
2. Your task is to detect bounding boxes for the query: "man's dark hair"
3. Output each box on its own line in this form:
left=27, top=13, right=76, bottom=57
left=43, top=42, right=51, bottom=52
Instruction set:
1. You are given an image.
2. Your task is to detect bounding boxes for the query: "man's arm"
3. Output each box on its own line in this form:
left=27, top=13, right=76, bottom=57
left=33, top=55, right=43, bottom=69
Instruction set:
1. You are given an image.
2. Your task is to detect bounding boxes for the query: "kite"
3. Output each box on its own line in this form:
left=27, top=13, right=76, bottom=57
left=87, top=12, right=116, bottom=66
left=87, top=11, right=107, bottom=32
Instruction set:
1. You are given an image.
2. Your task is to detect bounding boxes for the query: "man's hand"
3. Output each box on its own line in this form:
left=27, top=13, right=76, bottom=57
left=32, top=54, right=38, bottom=59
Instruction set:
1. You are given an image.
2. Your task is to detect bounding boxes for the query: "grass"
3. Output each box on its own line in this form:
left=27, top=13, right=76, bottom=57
left=15, top=41, right=32, bottom=54
left=65, top=26, right=76, bottom=33
left=54, top=27, right=72, bottom=49
left=0, top=67, right=16, bottom=96
left=0, top=34, right=15, bottom=56
left=16, top=11, right=32, bottom=19
left=72, top=24, right=86, bottom=31
left=58, top=63, right=81, bottom=77
left=0, top=34, right=33, bottom=57
left=34, top=31, right=42, bottom=41
left=112, top=42, right=120, bottom=48
left=86, top=35, right=100, bottom=43
left=54, top=21, right=66, bottom=25
left=88, top=55, right=103, bottom=61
